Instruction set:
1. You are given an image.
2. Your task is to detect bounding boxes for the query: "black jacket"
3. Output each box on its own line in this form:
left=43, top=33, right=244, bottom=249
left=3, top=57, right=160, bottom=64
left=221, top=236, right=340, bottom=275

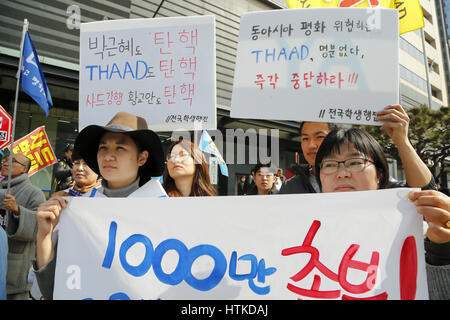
left=52, top=157, right=73, bottom=192
left=279, top=164, right=316, bottom=194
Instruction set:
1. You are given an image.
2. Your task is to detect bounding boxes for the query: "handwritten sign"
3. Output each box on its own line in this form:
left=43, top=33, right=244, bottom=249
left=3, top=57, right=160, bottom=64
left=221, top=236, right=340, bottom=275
left=230, top=8, right=399, bottom=125
left=12, top=126, right=56, bottom=176
left=54, top=188, right=428, bottom=300
left=79, top=16, right=216, bottom=131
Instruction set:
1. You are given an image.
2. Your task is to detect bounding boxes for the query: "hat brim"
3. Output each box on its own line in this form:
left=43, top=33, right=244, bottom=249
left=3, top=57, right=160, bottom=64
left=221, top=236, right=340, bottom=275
left=74, top=125, right=164, bottom=185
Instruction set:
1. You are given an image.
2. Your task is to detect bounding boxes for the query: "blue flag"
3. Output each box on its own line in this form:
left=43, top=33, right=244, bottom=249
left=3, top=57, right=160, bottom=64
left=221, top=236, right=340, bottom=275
left=199, top=130, right=228, bottom=177
left=21, top=32, right=53, bottom=116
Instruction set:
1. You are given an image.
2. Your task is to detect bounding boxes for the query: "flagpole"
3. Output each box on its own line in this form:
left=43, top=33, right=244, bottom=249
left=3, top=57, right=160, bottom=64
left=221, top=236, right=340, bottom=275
left=5, top=19, right=28, bottom=222
left=420, top=28, right=433, bottom=109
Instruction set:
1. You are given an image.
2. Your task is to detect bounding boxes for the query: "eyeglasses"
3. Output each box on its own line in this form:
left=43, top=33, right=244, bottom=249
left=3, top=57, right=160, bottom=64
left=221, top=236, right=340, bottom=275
left=320, top=158, right=374, bottom=175
left=166, top=151, right=191, bottom=162
left=1, top=158, right=26, bottom=166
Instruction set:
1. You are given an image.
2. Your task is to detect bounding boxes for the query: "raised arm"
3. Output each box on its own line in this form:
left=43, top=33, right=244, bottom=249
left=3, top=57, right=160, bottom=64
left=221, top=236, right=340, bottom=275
left=376, top=105, right=433, bottom=188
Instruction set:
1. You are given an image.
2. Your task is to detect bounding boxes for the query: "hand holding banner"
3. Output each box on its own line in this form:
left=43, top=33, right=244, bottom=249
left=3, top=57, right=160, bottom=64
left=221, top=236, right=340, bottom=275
left=54, top=189, right=428, bottom=300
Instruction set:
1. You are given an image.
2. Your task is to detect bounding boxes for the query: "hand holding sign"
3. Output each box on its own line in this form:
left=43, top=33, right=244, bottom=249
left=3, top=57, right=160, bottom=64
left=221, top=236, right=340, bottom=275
left=53, top=189, right=429, bottom=300
left=409, top=190, right=450, bottom=244
left=35, top=195, right=67, bottom=269
left=376, top=104, right=410, bottom=147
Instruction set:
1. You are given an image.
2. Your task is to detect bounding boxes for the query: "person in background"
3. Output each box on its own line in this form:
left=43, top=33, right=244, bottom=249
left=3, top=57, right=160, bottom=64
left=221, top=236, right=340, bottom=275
left=246, top=163, right=278, bottom=195
left=52, top=143, right=74, bottom=193
left=53, top=148, right=101, bottom=198
left=274, top=168, right=285, bottom=192
left=0, top=153, right=46, bottom=299
left=0, top=227, right=7, bottom=300
left=244, top=169, right=256, bottom=194
left=33, top=111, right=167, bottom=299
left=281, top=105, right=436, bottom=194
left=315, top=127, right=447, bottom=299
left=163, top=139, right=217, bottom=197
left=237, top=175, right=247, bottom=195
left=280, top=121, right=335, bottom=194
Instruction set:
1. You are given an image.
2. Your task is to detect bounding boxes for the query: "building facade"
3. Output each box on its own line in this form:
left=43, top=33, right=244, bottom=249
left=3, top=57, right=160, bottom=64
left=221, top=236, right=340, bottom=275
left=399, top=0, right=449, bottom=109
left=0, top=0, right=448, bottom=195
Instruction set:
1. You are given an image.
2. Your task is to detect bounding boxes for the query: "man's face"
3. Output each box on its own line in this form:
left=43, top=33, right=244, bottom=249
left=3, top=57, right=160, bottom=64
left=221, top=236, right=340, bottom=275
left=301, top=122, right=331, bottom=167
left=253, top=166, right=276, bottom=194
left=1, top=155, right=29, bottom=178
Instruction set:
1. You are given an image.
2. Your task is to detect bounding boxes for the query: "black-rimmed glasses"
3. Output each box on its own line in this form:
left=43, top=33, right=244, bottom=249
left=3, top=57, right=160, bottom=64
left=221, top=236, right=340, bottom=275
left=320, top=158, right=374, bottom=175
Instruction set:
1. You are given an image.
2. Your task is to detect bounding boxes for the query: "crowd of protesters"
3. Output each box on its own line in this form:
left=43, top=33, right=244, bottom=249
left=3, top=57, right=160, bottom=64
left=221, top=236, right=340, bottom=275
left=0, top=106, right=449, bottom=300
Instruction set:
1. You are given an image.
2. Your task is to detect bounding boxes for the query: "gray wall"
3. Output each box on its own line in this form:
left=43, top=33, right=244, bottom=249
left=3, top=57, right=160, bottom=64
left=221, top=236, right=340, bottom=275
left=0, top=0, right=131, bottom=64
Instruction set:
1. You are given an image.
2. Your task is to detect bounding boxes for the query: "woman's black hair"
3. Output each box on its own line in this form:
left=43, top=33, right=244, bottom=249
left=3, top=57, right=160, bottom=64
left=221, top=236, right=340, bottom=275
left=314, top=128, right=390, bottom=190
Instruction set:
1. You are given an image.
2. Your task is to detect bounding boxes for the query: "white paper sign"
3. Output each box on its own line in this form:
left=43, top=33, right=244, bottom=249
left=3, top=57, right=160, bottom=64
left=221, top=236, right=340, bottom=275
left=230, top=8, right=399, bottom=125
left=54, top=188, right=428, bottom=300
left=79, top=16, right=216, bottom=131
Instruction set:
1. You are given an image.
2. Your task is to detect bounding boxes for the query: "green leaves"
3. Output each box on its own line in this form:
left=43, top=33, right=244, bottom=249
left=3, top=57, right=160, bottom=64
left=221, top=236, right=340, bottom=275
left=358, top=105, right=449, bottom=176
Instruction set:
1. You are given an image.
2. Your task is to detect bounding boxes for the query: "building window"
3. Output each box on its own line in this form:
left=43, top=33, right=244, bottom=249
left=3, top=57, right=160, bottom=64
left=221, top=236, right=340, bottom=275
left=422, top=7, right=433, bottom=24
left=400, top=37, right=424, bottom=64
left=424, top=31, right=437, bottom=49
left=431, top=85, right=442, bottom=100
left=399, top=65, right=428, bottom=93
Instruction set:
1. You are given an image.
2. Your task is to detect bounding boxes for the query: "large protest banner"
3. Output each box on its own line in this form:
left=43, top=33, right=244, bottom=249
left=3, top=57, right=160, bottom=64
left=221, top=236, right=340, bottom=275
left=79, top=16, right=216, bottom=132
left=54, top=188, right=428, bottom=300
left=230, top=8, right=399, bottom=125
left=12, top=126, right=56, bottom=176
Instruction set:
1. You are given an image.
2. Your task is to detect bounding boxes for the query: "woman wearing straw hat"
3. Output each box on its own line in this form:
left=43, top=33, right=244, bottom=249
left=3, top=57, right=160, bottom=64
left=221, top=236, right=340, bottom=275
left=33, top=112, right=167, bottom=299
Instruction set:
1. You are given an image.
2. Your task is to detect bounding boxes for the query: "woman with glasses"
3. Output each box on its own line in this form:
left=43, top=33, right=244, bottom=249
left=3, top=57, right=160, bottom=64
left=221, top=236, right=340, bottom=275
left=163, top=140, right=217, bottom=197
left=281, top=105, right=434, bottom=194
left=315, top=127, right=449, bottom=300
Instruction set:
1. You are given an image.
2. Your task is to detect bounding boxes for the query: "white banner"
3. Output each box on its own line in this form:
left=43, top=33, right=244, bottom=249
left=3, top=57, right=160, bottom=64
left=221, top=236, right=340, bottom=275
left=79, top=16, right=217, bottom=131
left=54, top=188, right=428, bottom=300
left=230, top=8, right=399, bottom=125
